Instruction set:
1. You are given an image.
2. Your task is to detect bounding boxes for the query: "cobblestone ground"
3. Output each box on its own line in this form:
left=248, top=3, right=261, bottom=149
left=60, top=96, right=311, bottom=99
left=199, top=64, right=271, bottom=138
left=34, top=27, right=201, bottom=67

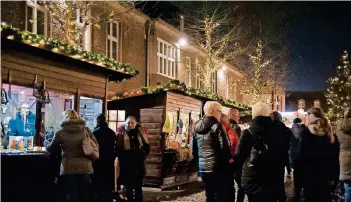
left=143, top=174, right=295, bottom=202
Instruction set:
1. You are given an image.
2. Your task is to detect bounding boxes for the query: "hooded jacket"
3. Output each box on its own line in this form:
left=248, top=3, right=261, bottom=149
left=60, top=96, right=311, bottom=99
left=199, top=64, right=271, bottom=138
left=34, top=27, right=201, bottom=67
left=336, top=118, right=351, bottom=181
left=47, top=118, right=98, bottom=176
left=191, top=116, right=231, bottom=173
left=297, top=121, right=340, bottom=186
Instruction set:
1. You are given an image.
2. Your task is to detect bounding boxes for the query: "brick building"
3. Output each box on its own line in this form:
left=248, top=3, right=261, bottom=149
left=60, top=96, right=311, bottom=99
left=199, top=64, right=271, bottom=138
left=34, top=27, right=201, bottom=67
left=1, top=1, right=284, bottom=107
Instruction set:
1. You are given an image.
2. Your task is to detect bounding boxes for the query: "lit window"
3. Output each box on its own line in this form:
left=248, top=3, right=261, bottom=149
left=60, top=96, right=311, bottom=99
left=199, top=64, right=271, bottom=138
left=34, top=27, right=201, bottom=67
left=157, top=38, right=176, bottom=78
left=26, top=0, right=48, bottom=36
left=107, top=110, right=126, bottom=133
left=76, top=8, right=91, bottom=52
left=107, top=21, right=120, bottom=61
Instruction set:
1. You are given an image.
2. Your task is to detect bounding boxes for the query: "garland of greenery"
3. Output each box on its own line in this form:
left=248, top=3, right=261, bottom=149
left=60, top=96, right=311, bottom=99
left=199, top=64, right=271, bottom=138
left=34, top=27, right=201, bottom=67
left=0, top=23, right=139, bottom=77
left=113, top=80, right=251, bottom=112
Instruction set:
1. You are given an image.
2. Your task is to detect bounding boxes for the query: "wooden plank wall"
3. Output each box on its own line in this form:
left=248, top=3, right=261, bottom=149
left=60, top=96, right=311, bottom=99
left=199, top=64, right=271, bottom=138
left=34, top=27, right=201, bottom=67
left=1, top=51, right=106, bottom=99
left=166, top=92, right=202, bottom=115
left=140, top=106, right=165, bottom=187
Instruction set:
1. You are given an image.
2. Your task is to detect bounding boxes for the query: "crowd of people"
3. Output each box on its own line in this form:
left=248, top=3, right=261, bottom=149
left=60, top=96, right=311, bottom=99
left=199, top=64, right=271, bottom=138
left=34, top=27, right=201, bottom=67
left=191, top=101, right=351, bottom=202
left=47, top=109, right=150, bottom=202
left=44, top=100, right=351, bottom=202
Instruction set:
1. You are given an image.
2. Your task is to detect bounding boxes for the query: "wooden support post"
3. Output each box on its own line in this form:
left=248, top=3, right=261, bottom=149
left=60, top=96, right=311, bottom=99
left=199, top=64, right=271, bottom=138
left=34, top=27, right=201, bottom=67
left=34, top=100, right=44, bottom=146
left=74, top=89, right=81, bottom=114
left=103, top=76, right=109, bottom=116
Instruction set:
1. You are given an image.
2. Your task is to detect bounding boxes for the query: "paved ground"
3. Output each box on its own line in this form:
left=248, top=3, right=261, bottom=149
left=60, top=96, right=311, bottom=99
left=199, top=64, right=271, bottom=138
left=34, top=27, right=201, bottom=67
left=143, top=175, right=295, bottom=202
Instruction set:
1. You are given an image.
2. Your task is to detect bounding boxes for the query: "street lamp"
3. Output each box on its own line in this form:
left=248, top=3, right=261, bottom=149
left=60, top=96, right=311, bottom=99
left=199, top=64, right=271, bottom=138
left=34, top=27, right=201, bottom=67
left=178, top=38, right=187, bottom=46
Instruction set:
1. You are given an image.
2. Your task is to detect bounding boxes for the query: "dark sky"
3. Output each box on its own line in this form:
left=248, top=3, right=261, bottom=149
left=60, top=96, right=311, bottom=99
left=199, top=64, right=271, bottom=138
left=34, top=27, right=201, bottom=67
left=286, top=2, right=351, bottom=91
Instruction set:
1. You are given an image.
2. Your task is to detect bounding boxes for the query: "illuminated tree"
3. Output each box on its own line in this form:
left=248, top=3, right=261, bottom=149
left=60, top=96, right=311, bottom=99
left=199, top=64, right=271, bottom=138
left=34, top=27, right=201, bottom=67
left=43, top=1, right=137, bottom=46
left=326, top=50, right=351, bottom=120
left=239, top=39, right=271, bottom=104
left=178, top=2, right=251, bottom=93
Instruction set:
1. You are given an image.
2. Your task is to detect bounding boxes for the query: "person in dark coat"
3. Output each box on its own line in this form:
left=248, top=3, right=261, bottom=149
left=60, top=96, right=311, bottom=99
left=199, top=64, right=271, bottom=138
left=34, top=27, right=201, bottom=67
left=191, top=101, right=233, bottom=202
left=92, top=114, right=117, bottom=202
left=234, top=102, right=287, bottom=202
left=289, top=118, right=305, bottom=198
left=270, top=111, right=291, bottom=202
left=116, top=116, right=150, bottom=202
left=296, top=108, right=340, bottom=202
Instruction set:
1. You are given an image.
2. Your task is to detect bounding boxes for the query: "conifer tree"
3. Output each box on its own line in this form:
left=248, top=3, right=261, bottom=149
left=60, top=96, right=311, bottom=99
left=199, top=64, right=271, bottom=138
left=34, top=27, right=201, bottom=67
left=326, top=50, right=351, bottom=120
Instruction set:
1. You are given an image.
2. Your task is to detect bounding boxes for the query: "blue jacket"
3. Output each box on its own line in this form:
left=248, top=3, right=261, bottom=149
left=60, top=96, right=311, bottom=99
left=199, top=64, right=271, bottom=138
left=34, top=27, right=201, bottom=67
left=8, top=112, right=36, bottom=136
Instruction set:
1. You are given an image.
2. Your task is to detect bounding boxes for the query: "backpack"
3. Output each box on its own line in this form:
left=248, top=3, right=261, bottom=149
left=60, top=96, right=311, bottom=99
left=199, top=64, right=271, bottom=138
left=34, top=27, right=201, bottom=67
left=247, top=129, right=269, bottom=167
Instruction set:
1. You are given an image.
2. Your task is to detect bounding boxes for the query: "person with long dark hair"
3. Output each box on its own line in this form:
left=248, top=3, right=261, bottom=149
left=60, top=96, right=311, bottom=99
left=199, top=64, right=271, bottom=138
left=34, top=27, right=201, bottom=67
left=296, top=108, right=340, bottom=202
left=116, top=116, right=150, bottom=202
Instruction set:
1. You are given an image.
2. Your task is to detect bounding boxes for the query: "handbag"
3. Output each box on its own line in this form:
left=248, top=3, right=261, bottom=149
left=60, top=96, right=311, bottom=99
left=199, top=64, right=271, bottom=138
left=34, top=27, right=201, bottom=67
left=82, top=127, right=99, bottom=161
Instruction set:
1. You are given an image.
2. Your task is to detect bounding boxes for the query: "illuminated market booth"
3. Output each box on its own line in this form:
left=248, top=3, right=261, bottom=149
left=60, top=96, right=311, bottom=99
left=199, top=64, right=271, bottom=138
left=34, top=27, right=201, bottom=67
left=0, top=24, right=137, bottom=202
left=108, top=80, right=250, bottom=189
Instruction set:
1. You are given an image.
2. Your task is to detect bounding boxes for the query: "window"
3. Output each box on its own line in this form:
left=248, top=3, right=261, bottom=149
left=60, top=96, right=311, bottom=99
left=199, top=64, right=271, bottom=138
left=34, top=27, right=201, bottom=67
left=76, top=8, right=91, bottom=52
left=26, top=0, right=47, bottom=36
left=107, top=21, right=120, bottom=61
left=157, top=38, right=176, bottom=78
left=107, top=110, right=125, bottom=133
left=211, top=71, right=217, bottom=94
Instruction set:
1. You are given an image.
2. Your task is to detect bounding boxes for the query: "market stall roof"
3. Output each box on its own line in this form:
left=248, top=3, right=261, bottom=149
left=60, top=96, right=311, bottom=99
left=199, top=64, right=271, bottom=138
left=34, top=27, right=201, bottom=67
left=108, top=80, right=252, bottom=113
left=1, top=24, right=138, bottom=82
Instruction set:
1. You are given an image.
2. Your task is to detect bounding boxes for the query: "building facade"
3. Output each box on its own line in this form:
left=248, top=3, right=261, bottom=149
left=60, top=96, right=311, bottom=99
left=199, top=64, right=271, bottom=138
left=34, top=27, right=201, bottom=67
left=1, top=1, right=285, bottom=108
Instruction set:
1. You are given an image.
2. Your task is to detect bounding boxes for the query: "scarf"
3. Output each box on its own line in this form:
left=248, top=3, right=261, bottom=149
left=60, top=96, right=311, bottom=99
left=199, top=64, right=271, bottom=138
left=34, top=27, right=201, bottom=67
left=118, top=126, right=148, bottom=150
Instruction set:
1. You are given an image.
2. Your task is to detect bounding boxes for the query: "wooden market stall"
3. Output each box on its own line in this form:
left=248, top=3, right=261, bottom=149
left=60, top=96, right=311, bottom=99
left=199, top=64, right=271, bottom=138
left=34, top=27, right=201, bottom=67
left=0, top=25, right=136, bottom=202
left=108, top=84, right=250, bottom=189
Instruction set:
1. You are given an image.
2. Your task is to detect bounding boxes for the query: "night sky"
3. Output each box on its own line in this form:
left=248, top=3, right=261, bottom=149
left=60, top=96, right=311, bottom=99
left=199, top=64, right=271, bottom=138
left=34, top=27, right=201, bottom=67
left=288, top=2, right=351, bottom=91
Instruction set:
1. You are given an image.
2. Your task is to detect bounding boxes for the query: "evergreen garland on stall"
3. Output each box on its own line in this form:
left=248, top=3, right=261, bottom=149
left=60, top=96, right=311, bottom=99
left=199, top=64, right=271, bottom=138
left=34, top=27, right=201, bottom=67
left=326, top=50, right=351, bottom=121
left=0, top=23, right=139, bottom=78
left=112, top=80, right=251, bottom=114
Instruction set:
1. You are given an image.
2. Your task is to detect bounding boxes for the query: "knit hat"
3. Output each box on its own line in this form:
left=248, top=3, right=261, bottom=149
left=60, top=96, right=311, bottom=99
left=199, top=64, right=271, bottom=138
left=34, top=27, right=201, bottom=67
left=293, top=118, right=302, bottom=124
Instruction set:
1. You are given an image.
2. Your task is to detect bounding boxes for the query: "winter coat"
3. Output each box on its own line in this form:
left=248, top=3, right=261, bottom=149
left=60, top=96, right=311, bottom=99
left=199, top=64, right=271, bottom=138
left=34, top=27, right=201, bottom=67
left=296, top=123, right=340, bottom=186
left=191, top=116, right=232, bottom=173
left=229, top=119, right=242, bottom=137
left=272, top=120, right=291, bottom=167
left=336, top=118, right=351, bottom=181
left=47, top=118, right=98, bottom=176
left=223, top=122, right=239, bottom=162
left=93, top=122, right=116, bottom=166
left=289, top=123, right=305, bottom=163
left=116, top=124, right=150, bottom=184
left=234, top=116, right=289, bottom=186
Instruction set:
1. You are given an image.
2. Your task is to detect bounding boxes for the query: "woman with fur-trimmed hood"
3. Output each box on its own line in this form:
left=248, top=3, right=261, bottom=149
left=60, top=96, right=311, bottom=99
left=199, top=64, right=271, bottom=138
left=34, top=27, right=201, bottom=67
left=47, top=109, right=98, bottom=202
left=296, top=107, right=340, bottom=202
left=116, top=116, right=150, bottom=202
left=336, top=109, right=351, bottom=202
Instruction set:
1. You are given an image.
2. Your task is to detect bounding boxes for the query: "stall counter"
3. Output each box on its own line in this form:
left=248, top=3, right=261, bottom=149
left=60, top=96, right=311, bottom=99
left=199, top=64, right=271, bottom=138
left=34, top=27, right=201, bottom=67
left=1, top=151, right=60, bottom=202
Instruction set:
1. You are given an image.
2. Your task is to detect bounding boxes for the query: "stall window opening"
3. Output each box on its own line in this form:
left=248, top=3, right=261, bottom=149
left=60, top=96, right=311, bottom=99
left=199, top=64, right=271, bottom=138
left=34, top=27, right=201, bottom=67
left=1, top=84, right=74, bottom=149
left=79, top=97, right=102, bottom=131
left=107, top=110, right=125, bottom=133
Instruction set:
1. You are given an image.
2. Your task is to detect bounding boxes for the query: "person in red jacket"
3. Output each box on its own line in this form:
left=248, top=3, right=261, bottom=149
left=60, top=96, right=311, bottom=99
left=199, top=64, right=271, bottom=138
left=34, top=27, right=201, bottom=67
left=221, top=114, right=239, bottom=162
left=223, top=111, right=245, bottom=202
